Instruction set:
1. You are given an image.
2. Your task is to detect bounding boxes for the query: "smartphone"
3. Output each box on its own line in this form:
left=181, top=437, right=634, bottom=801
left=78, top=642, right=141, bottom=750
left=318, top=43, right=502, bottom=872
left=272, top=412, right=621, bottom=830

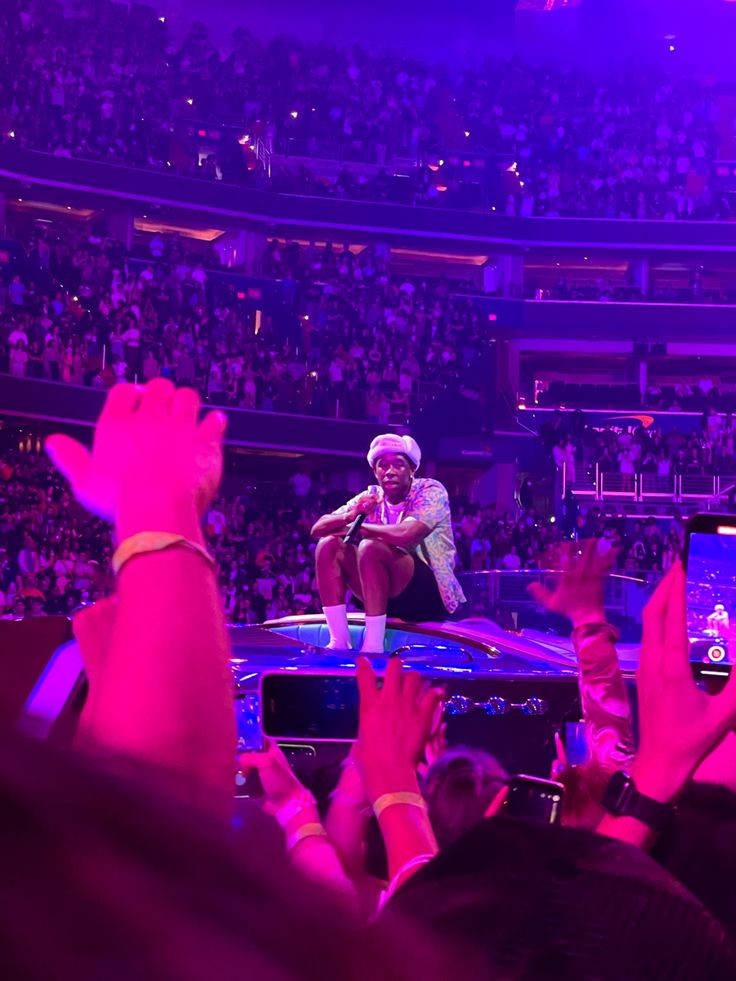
left=261, top=672, right=361, bottom=742
left=683, top=513, right=736, bottom=678
left=235, top=692, right=266, bottom=752
left=503, top=775, right=564, bottom=825
left=561, top=719, right=589, bottom=767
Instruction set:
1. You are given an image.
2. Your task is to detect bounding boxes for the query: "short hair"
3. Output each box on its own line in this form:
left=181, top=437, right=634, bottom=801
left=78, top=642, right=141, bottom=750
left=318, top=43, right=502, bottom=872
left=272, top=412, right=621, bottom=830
left=0, top=729, right=450, bottom=981
left=422, top=747, right=508, bottom=849
left=557, top=762, right=612, bottom=830
left=655, top=782, right=736, bottom=939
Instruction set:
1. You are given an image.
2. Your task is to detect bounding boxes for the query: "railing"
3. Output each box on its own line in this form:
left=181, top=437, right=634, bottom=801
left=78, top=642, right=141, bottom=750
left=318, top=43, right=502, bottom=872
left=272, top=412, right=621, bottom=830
left=6, top=145, right=736, bottom=253
left=563, top=464, right=736, bottom=506
left=0, top=375, right=401, bottom=457
left=680, top=474, right=721, bottom=501
left=274, top=137, right=417, bottom=169
left=599, top=472, right=637, bottom=500
left=254, top=137, right=272, bottom=179
left=459, top=569, right=658, bottom=630
left=562, top=464, right=597, bottom=498
left=640, top=474, right=677, bottom=498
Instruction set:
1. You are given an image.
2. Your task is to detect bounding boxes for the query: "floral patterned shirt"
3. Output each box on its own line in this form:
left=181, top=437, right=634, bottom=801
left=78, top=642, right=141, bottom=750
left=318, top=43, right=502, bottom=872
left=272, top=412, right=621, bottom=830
left=571, top=623, right=635, bottom=771
left=336, top=478, right=466, bottom=613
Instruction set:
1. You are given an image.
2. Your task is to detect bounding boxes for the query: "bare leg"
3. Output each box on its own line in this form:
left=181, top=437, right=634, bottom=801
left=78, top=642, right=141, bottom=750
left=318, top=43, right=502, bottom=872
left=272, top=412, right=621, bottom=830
left=315, top=535, right=362, bottom=607
left=356, top=539, right=414, bottom=617
left=315, top=535, right=364, bottom=649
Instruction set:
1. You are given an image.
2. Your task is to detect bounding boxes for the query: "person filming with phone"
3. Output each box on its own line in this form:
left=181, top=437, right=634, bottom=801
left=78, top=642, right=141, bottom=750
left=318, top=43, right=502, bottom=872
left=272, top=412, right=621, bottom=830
left=311, top=434, right=465, bottom=654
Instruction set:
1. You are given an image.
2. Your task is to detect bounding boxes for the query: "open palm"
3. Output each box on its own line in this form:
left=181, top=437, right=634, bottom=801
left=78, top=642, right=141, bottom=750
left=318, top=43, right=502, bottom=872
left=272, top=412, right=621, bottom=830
left=46, top=381, right=226, bottom=532
left=528, top=539, right=616, bottom=627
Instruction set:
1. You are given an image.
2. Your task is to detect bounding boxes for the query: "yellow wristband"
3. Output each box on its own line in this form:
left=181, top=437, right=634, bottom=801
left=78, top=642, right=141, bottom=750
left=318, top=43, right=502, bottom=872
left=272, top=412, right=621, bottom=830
left=373, top=792, right=427, bottom=820
left=112, top=532, right=215, bottom=576
left=286, top=822, right=328, bottom=852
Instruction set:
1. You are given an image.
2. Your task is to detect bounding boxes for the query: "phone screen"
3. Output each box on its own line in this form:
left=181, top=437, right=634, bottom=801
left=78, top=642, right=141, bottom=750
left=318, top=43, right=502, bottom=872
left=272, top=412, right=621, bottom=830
left=563, top=721, right=589, bottom=767
left=504, top=775, right=564, bottom=825
left=686, top=528, right=736, bottom=674
left=262, top=675, right=360, bottom=741
left=235, top=692, right=266, bottom=752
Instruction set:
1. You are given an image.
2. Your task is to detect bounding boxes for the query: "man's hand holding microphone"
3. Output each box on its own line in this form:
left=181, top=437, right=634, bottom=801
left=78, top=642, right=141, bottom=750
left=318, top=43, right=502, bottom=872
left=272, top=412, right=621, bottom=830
left=343, top=488, right=379, bottom=545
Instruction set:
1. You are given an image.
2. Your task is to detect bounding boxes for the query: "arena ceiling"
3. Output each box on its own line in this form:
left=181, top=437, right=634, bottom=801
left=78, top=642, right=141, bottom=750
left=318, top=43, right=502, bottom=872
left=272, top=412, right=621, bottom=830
left=160, top=0, right=736, bottom=74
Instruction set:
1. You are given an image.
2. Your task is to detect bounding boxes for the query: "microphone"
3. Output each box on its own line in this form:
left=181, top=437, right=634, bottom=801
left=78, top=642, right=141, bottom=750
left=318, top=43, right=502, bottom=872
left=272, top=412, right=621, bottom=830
left=343, top=511, right=368, bottom=546
left=343, top=488, right=378, bottom=545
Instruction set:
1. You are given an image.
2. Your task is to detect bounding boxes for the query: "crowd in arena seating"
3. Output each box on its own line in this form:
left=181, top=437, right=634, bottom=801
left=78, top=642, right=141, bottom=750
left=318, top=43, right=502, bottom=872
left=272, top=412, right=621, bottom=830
left=534, top=279, right=736, bottom=306
left=0, top=0, right=729, bottom=219
left=543, top=407, right=736, bottom=480
left=537, top=378, right=736, bottom=412
left=8, top=5, right=736, bottom=975
left=0, top=226, right=482, bottom=423
left=9, top=379, right=736, bottom=980
left=0, top=444, right=690, bottom=622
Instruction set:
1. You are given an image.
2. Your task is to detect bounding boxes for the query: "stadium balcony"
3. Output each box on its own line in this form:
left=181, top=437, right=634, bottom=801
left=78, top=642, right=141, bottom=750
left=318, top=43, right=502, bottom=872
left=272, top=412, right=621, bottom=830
left=471, top=296, right=736, bottom=343
left=561, top=463, right=736, bottom=512
left=4, top=144, right=736, bottom=255
left=0, top=375, right=400, bottom=459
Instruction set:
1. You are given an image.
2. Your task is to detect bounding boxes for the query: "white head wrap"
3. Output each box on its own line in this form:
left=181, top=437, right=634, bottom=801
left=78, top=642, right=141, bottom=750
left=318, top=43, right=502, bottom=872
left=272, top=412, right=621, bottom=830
left=367, top=433, right=421, bottom=470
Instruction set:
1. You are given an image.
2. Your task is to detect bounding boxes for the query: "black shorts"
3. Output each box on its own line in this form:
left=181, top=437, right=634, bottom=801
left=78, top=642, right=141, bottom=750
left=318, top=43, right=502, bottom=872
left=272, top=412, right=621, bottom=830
left=354, top=554, right=447, bottom=622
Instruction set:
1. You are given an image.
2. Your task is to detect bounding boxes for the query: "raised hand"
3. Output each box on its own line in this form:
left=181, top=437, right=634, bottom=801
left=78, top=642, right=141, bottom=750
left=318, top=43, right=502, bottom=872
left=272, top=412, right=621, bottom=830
left=634, top=561, right=736, bottom=802
left=528, top=539, right=616, bottom=628
left=46, top=380, right=226, bottom=541
left=355, top=656, right=444, bottom=802
left=239, top=740, right=307, bottom=809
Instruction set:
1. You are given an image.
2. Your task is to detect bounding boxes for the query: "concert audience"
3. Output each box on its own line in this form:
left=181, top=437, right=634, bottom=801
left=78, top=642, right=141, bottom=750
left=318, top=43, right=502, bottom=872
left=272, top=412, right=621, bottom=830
left=3, top=377, right=458, bottom=981
left=543, top=408, right=736, bottom=478
left=0, top=0, right=728, bottom=219
left=7, top=381, right=736, bottom=979
left=0, top=444, right=690, bottom=623
left=0, top=226, right=476, bottom=424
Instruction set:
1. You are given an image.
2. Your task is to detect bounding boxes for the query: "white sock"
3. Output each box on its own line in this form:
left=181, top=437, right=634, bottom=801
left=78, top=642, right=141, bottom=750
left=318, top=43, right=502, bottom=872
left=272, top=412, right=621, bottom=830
left=323, top=603, right=351, bottom=649
left=361, top=614, right=387, bottom=654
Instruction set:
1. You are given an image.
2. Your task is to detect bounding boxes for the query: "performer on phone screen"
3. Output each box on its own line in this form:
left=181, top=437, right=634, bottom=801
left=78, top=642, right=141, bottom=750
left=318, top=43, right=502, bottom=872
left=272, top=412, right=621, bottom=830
left=311, top=434, right=465, bottom=653
left=706, top=602, right=730, bottom=636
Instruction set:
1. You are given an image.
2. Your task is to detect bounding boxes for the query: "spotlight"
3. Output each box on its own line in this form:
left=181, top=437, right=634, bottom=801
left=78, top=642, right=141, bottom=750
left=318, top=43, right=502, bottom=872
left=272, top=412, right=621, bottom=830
left=290, top=110, right=299, bottom=119
left=186, top=98, right=194, bottom=106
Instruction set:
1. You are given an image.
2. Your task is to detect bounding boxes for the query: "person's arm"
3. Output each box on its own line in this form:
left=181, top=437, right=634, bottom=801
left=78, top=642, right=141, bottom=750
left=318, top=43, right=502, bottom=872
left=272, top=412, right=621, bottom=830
left=71, top=596, right=118, bottom=746
left=693, top=731, right=736, bottom=790
left=311, top=510, right=353, bottom=539
left=240, top=742, right=356, bottom=902
left=356, top=657, right=443, bottom=896
left=528, top=540, right=634, bottom=771
left=47, top=381, right=234, bottom=821
left=572, top=622, right=636, bottom=771
left=324, top=754, right=372, bottom=880
left=598, top=563, right=736, bottom=850
left=360, top=518, right=430, bottom=550
left=310, top=490, right=376, bottom=539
